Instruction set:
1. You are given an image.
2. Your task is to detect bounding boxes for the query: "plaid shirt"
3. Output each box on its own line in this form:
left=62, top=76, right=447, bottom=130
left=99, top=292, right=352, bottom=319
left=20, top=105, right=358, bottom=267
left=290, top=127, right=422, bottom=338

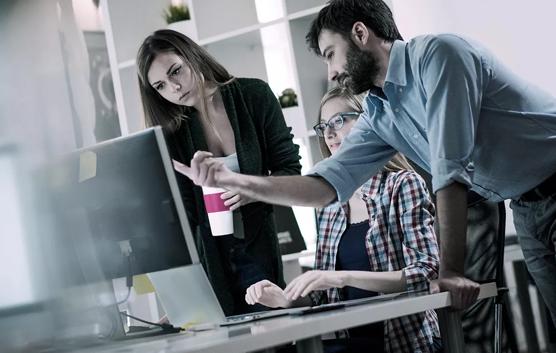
left=310, top=170, right=440, bottom=353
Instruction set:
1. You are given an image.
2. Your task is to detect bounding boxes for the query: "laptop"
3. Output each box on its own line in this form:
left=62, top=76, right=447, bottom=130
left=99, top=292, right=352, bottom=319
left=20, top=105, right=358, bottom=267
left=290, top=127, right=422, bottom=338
left=148, top=263, right=412, bottom=328
left=148, top=264, right=300, bottom=328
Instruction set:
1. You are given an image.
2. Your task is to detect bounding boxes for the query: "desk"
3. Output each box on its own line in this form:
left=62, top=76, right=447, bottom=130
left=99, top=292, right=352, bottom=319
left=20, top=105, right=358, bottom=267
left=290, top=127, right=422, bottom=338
left=79, top=283, right=497, bottom=353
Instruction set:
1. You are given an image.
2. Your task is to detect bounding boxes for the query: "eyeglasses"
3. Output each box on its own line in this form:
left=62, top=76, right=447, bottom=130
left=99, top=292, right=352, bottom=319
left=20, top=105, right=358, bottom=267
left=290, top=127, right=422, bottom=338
left=313, top=112, right=360, bottom=137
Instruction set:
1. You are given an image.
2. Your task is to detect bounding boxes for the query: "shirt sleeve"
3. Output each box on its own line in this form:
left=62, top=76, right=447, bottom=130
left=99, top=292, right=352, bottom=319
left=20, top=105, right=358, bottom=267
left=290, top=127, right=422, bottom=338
left=260, top=83, right=302, bottom=177
left=308, top=109, right=396, bottom=203
left=308, top=290, right=327, bottom=306
left=419, top=35, right=483, bottom=193
left=396, top=172, right=440, bottom=292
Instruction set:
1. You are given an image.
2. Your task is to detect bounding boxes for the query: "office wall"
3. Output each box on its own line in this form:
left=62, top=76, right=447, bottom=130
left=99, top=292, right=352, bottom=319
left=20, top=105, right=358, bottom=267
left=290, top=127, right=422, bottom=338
left=392, top=0, right=556, bottom=97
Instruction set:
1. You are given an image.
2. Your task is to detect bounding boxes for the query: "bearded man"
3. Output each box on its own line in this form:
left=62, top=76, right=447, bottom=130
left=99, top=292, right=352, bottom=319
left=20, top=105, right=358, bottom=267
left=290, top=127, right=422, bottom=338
left=175, top=0, right=556, bottom=323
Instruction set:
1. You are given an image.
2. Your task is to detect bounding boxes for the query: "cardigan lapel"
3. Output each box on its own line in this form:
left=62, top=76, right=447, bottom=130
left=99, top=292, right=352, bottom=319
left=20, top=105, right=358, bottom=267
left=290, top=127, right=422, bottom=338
left=219, top=80, right=262, bottom=177
left=177, top=80, right=262, bottom=177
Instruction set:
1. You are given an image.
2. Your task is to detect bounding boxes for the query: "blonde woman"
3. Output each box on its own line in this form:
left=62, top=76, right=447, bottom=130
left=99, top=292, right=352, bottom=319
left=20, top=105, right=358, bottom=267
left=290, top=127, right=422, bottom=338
left=245, top=87, right=441, bottom=353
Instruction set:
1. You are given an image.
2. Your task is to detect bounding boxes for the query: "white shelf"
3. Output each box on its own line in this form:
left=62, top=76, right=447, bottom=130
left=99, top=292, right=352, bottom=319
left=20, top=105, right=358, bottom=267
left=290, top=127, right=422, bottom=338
left=118, top=59, right=136, bottom=70
left=289, top=12, right=329, bottom=139
left=102, top=0, right=329, bottom=162
left=203, top=30, right=268, bottom=83
left=285, top=0, right=326, bottom=16
left=198, top=17, right=283, bottom=46
left=192, top=0, right=260, bottom=41
left=287, top=5, right=325, bottom=21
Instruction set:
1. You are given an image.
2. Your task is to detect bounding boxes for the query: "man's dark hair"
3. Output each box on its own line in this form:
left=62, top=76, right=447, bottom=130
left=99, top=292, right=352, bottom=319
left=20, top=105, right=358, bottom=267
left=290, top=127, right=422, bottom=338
left=306, top=0, right=403, bottom=55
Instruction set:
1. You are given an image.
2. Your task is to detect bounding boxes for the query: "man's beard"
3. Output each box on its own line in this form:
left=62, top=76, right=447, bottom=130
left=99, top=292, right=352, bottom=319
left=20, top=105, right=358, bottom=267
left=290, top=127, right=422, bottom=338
left=339, top=41, right=380, bottom=94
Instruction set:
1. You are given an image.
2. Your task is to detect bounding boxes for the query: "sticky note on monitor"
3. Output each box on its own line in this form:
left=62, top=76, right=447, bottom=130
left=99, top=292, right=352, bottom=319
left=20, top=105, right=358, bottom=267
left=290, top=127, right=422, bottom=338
left=133, top=274, right=156, bottom=294
left=78, top=151, right=97, bottom=183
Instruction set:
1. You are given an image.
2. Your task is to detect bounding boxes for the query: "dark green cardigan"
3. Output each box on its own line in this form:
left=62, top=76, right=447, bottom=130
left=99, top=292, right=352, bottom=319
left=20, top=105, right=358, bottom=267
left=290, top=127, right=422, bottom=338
left=167, top=78, right=301, bottom=315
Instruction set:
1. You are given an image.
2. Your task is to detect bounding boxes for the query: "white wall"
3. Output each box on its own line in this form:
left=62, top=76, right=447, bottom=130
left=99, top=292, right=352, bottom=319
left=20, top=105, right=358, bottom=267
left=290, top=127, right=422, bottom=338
left=73, top=0, right=103, bottom=31
left=392, top=0, right=556, bottom=97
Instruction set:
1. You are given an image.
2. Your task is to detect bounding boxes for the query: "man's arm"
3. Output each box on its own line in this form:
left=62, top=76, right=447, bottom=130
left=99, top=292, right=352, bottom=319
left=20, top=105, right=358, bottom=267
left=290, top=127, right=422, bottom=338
left=224, top=173, right=337, bottom=208
left=173, top=153, right=337, bottom=208
left=436, top=182, right=467, bottom=275
left=418, top=36, right=483, bottom=309
left=284, top=270, right=406, bottom=301
left=433, top=182, right=480, bottom=309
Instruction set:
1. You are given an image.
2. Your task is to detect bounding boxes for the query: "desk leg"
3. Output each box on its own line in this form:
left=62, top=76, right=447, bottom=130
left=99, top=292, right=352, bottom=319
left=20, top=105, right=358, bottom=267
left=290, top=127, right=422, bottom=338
left=296, top=337, right=323, bottom=353
left=513, top=260, right=540, bottom=353
left=438, top=308, right=465, bottom=353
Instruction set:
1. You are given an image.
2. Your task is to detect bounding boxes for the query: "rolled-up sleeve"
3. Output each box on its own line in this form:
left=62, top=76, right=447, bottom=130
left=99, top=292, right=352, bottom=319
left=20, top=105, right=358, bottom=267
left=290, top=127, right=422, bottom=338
left=308, top=111, right=396, bottom=203
left=420, top=35, right=483, bottom=193
left=397, top=172, right=439, bottom=292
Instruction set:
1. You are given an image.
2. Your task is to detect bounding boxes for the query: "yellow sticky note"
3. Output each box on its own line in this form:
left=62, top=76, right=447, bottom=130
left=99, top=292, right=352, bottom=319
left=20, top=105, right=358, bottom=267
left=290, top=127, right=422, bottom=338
left=133, top=274, right=156, bottom=294
left=78, top=151, right=97, bottom=183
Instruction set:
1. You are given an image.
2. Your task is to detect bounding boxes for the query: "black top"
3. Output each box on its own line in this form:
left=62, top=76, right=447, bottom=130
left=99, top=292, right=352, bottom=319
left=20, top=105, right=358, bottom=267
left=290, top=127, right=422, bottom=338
left=336, top=221, right=376, bottom=300
left=336, top=221, right=384, bottom=345
left=166, top=78, right=301, bottom=315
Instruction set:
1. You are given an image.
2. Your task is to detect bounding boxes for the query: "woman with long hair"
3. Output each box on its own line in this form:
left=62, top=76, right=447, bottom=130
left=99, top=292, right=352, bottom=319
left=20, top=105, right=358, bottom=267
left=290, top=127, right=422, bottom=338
left=136, top=29, right=301, bottom=315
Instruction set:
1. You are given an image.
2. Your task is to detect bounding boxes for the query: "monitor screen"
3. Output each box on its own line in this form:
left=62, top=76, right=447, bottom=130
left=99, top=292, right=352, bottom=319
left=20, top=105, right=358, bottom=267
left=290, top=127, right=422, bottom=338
left=47, top=127, right=198, bottom=280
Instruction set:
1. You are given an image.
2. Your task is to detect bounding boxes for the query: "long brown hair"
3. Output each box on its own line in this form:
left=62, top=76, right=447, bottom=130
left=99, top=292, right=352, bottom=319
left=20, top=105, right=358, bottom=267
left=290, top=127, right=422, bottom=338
left=136, top=29, right=234, bottom=132
left=317, top=87, right=413, bottom=172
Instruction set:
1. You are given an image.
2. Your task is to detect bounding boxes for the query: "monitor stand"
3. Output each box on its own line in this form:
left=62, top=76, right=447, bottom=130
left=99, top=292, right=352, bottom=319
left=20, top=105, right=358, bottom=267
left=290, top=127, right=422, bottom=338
left=111, top=264, right=224, bottom=339
left=108, top=279, right=181, bottom=341
left=115, top=324, right=181, bottom=341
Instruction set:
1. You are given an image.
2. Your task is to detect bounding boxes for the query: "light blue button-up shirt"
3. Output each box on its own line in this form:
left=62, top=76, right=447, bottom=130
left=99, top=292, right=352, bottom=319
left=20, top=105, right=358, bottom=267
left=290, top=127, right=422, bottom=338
left=310, top=34, right=556, bottom=203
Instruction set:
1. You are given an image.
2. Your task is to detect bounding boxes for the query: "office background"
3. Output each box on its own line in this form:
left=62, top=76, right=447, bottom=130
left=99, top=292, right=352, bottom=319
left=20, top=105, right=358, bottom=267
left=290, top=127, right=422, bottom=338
left=1, top=0, right=555, bottom=352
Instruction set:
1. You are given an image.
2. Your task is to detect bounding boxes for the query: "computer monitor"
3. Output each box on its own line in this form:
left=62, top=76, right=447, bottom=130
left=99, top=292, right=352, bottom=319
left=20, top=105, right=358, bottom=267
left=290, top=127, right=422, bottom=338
left=43, top=127, right=231, bottom=333
left=47, top=127, right=199, bottom=280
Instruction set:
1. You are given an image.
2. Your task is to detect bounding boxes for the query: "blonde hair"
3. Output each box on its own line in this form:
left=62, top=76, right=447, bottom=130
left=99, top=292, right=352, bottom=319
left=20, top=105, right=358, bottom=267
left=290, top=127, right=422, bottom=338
left=317, top=87, right=413, bottom=172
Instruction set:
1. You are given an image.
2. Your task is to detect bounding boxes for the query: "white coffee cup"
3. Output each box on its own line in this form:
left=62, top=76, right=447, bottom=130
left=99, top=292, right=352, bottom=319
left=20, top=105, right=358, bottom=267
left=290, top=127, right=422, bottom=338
left=202, top=186, right=234, bottom=236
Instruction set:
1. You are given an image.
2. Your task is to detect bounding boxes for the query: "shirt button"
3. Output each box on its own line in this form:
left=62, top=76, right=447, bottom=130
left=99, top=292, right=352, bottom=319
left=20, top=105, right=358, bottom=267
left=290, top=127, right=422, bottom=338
left=394, top=108, right=400, bottom=113
left=398, top=88, right=403, bottom=93
left=413, top=134, right=419, bottom=139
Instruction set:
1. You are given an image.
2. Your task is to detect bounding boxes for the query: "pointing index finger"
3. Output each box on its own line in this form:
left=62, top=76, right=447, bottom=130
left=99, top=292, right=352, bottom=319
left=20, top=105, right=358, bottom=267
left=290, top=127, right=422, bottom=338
left=172, top=159, right=192, bottom=179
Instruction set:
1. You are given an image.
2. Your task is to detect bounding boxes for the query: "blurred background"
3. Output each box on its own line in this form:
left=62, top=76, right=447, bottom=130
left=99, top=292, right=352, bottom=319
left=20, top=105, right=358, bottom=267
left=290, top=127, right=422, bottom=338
left=1, top=0, right=555, bottom=352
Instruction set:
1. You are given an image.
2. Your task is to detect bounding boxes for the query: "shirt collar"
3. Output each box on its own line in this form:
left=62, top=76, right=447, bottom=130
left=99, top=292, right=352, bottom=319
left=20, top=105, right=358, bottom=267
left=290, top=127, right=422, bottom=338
left=367, top=40, right=407, bottom=104
left=384, top=40, right=407, bottom=87
left=359, top=172, right=384, bottom=201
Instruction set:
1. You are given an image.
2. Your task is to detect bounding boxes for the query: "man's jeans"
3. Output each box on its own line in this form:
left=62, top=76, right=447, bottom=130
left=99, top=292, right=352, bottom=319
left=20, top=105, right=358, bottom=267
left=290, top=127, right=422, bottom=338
left=510, top=195, right=556, bottom=325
